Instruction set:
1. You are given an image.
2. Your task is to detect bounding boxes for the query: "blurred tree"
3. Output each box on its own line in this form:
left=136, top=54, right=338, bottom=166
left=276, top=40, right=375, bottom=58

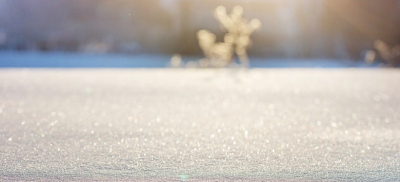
left=325, top=0, right=400, bottom=59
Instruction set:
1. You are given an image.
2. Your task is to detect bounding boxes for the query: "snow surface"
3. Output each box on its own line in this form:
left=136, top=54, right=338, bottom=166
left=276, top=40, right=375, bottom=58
left=0, top=69, right=399, bottom=181
left=0, top=51, right=379, bottom=68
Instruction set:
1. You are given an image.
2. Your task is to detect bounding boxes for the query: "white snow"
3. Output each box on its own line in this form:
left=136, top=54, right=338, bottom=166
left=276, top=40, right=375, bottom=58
left=0, top=69, right=399, bottom=181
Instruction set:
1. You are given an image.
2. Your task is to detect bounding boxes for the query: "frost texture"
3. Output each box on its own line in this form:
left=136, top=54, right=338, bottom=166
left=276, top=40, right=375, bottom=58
left=0, top=69, right=399, bottom=181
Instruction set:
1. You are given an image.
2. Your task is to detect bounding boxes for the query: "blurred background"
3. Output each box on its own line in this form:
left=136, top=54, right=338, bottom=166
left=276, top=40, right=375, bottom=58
left=0, top=0, right=399, bottom=67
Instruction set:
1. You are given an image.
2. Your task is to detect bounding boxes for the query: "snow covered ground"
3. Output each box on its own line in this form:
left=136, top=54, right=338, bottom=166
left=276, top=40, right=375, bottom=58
left=0, top=69, right=399, bottom=181
left=0, top=51, right=380, bottom=68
